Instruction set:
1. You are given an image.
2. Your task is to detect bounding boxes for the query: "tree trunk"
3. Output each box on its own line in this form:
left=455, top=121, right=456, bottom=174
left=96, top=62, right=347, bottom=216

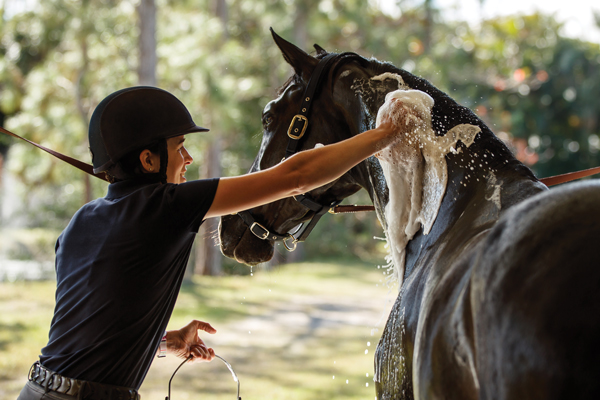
left=192, top=0, right=229, bottom=277
left=75, top=10, right=93, bottom=205
left=213, top=0, right=228, bottom=36
left=423, top=0, right=432, bottom=53
left=0, top=112, right=6, bottom=198
left=293, top=0, right=309, bottom=51
left=138, top=0, right=157, bottom=86
left=195, top=136, right=223, bottom=276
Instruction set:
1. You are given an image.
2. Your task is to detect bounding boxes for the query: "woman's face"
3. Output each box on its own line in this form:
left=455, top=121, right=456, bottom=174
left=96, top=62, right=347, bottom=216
left=165, top=135, right=193, bottom=184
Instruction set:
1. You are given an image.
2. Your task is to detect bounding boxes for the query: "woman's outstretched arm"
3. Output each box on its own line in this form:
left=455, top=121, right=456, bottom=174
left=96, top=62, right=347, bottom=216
left=204, top=122, right=396, bottom=219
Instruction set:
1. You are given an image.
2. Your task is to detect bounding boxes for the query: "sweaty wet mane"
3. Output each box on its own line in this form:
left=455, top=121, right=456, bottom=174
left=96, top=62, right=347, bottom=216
left=365, top=58, right=538, bottom=182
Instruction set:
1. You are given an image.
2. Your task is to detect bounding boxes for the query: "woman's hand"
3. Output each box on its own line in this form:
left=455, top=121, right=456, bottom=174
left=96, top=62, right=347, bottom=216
left=166, top=319, right=217, bottom=362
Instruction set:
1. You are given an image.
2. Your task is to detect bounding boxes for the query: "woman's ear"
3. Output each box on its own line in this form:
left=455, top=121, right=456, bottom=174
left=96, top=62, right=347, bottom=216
left=139, top=149, right=159, bottom=173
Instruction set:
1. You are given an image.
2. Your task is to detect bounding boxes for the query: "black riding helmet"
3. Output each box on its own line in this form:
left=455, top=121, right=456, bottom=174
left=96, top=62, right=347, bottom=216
left=89, top=86, right=209, bottom=174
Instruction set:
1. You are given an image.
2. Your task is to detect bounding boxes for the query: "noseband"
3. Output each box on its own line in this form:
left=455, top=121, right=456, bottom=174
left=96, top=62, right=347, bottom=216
left=237, top=53, right=341, bottom=251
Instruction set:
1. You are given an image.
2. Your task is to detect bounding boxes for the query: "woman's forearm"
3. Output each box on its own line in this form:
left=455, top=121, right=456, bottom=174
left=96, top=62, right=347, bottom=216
left=288, top=122, right=395, bottom=194
left=204, top=123, right=396, bottom=219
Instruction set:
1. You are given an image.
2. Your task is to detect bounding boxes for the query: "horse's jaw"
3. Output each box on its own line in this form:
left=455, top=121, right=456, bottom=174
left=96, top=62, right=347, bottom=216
left=376, top=90, right=481, bottom=287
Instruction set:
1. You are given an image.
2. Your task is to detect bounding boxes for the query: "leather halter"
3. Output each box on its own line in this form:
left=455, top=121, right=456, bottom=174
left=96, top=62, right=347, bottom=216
left=237, top=53, right=342, bottom=251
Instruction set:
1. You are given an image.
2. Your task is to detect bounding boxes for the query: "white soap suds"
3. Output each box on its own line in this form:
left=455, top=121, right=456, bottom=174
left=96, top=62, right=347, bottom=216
left=371, top=73, right=410, bottom=90
left=375, top=89, right=481, bottom=286
left=484, top=171, right=502, bottom=209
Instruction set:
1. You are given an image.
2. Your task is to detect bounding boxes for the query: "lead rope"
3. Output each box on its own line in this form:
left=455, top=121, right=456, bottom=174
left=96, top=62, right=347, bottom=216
left=329, top=166, right=600, bottom=214
left=167, top=355, right=241, bottom=400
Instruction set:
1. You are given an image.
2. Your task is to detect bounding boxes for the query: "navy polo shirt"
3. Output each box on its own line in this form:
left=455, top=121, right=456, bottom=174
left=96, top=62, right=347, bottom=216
left=40, top=175, right=219, bottom=389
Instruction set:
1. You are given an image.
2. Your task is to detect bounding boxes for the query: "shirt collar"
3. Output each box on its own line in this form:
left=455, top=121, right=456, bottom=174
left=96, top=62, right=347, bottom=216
left=106, top=174, right=163, bottom=200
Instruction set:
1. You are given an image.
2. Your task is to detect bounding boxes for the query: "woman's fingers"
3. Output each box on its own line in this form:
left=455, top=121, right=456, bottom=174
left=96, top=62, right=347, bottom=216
left=190, top=344, right=215, bottom=362
left=191, top=319, right=217, bottom=334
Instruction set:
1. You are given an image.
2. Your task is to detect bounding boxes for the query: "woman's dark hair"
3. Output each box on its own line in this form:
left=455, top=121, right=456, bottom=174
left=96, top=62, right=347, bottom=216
left=105, top=138, right=169, bottom=184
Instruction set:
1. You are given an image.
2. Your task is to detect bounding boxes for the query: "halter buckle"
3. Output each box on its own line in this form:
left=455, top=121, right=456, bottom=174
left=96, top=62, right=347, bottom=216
left=287, top=115, right=308, bottom=140
left=283, top=234, right=298, bottom=252
left=250, top=222, right=270, bottom=240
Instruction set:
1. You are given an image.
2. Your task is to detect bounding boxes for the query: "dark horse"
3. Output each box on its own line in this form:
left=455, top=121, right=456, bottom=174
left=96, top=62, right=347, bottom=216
left=219, top=30, right=600, bottom=399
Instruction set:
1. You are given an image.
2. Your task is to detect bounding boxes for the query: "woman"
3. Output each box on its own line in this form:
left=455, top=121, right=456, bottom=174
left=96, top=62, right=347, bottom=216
left=19, top=86, right=397, bottom=400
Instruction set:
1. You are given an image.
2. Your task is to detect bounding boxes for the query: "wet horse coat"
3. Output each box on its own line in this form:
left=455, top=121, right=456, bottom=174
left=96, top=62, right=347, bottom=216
left=219, top=31, right=600, bottom=399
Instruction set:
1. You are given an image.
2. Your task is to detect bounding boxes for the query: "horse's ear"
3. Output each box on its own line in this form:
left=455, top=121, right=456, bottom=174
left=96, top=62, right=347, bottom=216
left=314, top=43, right=327, bottom=56
left=270, top=27, right=318, bottom=80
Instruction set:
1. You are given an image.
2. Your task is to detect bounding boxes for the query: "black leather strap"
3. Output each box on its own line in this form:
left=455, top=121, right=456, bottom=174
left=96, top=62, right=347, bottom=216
left=237, top=210, right=290, bottom=241
left=285, top=54, right=338, bottom=159
left=294, top=198, right=341, bottom=242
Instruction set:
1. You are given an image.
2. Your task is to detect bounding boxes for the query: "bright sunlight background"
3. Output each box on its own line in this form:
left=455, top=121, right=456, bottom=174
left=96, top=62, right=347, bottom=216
left=377, top=0, right=600, bottom=43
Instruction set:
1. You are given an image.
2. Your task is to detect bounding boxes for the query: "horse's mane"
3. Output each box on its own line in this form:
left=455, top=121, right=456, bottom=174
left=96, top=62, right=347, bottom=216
left=276, top=51, right=539, bottom=183
left=367, top=58, right=539, bottom=182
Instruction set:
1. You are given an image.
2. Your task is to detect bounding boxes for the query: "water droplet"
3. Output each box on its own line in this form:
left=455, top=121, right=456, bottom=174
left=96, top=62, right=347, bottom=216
left=332, top=376, right=335, bottom=379
left=346, top=380, right=349, bottom=384
left=366, top=383, right=369, bottom=387
left=367, top=342, right=371, bottom=346
left=365, top=349, right=369, bottom=354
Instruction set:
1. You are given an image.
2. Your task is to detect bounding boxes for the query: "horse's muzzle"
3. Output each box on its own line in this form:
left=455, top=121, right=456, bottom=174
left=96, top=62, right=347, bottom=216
left=219, top=214, right=275, bottom=266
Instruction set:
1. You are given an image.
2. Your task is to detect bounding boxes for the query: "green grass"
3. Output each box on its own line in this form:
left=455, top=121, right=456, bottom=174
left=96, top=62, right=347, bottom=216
left=0, top=261, right=397, bottom=400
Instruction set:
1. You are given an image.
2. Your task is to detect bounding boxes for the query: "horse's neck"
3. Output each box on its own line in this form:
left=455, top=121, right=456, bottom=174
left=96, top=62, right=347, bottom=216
left=339, top=62, right=545, bottom=287
left=349, top=65, right=546, bottom=287
left=365, top=157, right=390, bottom=230
left=401, top=144, right=547, bottom=281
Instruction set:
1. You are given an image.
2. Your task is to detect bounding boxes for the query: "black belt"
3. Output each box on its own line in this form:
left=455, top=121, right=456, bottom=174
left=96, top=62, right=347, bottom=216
left=28, top=361, right=140, bottom=400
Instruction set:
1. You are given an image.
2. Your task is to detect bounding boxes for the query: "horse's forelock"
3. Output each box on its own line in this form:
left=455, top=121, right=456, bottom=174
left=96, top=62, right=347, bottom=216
left=276, top=74, right=301, bottom=97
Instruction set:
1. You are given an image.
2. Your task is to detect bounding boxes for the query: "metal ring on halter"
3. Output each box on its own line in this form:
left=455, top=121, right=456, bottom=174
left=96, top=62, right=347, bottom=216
left=283, top=234, right=298, bottom=252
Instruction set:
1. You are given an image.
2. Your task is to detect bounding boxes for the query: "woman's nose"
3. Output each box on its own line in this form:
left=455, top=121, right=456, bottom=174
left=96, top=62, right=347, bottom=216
left=183, top=147, right=193, bottom=164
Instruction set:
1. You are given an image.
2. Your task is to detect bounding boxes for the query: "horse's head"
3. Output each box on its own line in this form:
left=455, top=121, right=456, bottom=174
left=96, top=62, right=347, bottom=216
left=219, top=30, right=394, bottom=265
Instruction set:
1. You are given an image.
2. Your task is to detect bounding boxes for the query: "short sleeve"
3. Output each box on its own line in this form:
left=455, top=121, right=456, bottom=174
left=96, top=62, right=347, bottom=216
left=161, top=178, right=220, bottom=232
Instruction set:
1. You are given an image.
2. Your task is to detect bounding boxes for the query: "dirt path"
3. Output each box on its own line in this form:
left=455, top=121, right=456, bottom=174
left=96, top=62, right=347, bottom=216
left=143, top=283, right=396, bottom=400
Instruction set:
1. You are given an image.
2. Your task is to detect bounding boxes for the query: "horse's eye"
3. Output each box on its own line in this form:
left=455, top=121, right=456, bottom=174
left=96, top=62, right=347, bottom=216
left=262, top=114, right=273, bottom=127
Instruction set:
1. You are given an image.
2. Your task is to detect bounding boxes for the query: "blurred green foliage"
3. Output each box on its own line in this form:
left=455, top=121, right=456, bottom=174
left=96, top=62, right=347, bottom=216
left=0, top=0, right=598, bottom=267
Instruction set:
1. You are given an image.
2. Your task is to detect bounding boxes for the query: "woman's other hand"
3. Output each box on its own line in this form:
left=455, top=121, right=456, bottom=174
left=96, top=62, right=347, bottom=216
left=167, top=319, right=217, bottom=362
